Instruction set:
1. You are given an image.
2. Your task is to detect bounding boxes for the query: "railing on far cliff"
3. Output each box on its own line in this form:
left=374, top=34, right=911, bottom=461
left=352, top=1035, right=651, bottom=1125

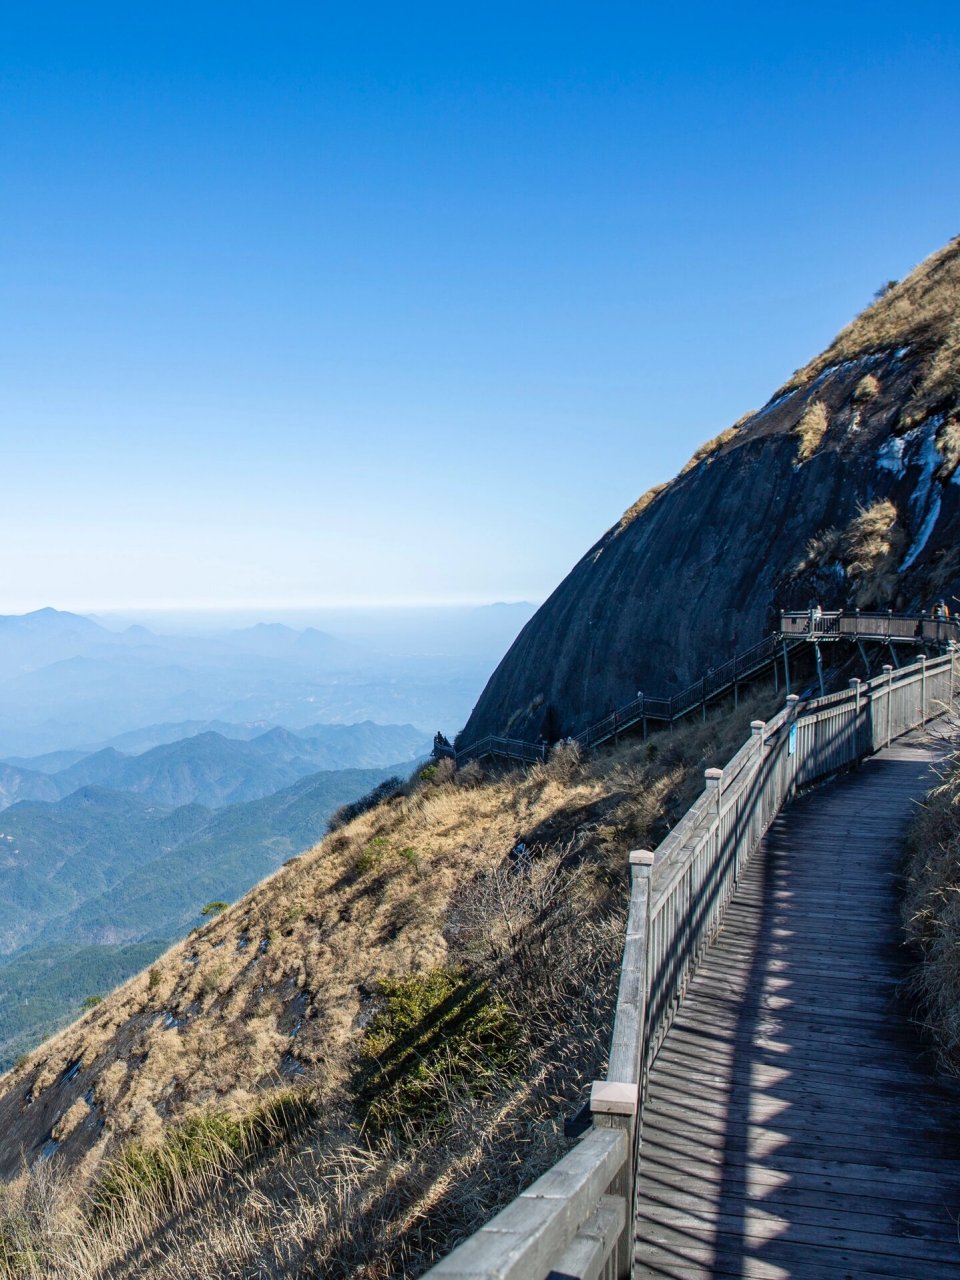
left=444, top=609, right=958, bottom=768
left=423, top=650, right=956, bottom=1280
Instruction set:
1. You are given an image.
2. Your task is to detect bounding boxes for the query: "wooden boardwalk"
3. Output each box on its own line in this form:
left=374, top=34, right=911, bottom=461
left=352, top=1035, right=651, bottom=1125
left=635, top=730, right=960, bottom=1279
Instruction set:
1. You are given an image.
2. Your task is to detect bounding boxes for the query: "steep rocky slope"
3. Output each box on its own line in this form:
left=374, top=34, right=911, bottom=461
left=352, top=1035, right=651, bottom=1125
left=461, top=236, right=960, bottom=746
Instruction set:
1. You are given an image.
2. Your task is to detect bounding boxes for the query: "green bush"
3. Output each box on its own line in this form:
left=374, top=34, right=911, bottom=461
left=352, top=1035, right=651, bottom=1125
left=352, top=967, right=524, bottom=1133
left=0, top=1214, right=38, bottom=1276
left=81, top=996, right=103, bottom=1011
left=355, top=836, right=390, bottom=876
left=200, top=901, right=229, bottom=917
left=91, top=1090, right=315, bottom=1220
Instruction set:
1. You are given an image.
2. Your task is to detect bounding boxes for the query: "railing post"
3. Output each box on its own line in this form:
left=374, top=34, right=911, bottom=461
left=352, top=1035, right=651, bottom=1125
left=882, top=664, right=893, bottom=746
left=920, top=654, right=927, bottom=722
left=592, top=847, right=653, bottom=1280
left=784, top=694, right=800, bottom=792
left=590, top=1076, right=638, bottom=1280
left=847, top=678, right=863, bottom=755
left=704, top=767, right=723, bottom=814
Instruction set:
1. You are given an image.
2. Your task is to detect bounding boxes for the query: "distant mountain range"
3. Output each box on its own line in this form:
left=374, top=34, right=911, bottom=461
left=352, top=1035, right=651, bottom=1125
left=0, top=721, right=430, bottom=812
left=0, top=605, right=534, bottom=755
left=0, top=760, right=408, bottom=957
left=0, top=758, right=410, bottom=1068
left=0, top=608, right=362, bottom=675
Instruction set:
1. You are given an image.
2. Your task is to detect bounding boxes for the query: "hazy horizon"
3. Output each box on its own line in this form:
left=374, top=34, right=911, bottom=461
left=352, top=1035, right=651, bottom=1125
left=4, top=5, right=959, bottom=617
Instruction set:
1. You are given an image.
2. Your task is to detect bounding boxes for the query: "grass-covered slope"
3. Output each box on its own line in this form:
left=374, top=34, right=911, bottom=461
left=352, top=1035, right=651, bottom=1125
left=903, top=721, right=960, bottom=1074
left=0, top=943, right=168, bottom=1073
left=0, top=765, right=411, bottom=1076
left=0, top=693, right=776, bottom=1279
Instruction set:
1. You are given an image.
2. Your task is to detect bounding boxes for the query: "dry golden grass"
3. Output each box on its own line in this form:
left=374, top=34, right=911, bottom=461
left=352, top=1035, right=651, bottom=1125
left=909, top=315, right=960, bottom=425
left=679, top=425, right=740, bottom=476
left=0, top=691, right=781, bottom=1279
left=616, top=482, right=668, bottom=533
left=935, top=418, right=960, bottom=481
left=852, top=372, right=880, bottom=401
left=903, top=725, right=960, bottom=1075
left=796, top=500, right=905, bottom=608
left=787, top=236, right=960, bottom=424
left=793, top=400, right=829, bottom=462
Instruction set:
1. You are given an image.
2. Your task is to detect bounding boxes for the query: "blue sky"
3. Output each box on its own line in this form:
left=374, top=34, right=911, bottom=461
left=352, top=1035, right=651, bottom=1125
left=2, top=3, right=959, bottom=613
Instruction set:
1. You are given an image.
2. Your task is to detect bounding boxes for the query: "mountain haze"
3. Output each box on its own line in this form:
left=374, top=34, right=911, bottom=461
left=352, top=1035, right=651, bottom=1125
left=0, top=607, right=518, bottom=757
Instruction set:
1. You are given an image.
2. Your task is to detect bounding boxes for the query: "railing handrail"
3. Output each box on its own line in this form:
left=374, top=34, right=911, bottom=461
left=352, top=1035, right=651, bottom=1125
left=425, top=646, right=956, bottom=1280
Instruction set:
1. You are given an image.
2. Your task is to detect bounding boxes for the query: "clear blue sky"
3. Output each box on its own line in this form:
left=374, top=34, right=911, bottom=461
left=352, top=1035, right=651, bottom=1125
left=3, top=3, right=959, bottom=613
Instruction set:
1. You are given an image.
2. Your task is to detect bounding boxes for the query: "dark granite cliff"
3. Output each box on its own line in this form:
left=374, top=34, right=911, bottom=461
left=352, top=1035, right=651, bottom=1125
left=461, top=236, right=960, bottom=747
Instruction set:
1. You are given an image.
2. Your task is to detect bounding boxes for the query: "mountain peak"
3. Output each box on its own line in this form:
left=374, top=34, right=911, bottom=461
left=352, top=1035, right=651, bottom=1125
left=461, top=234, right=960, bottom=748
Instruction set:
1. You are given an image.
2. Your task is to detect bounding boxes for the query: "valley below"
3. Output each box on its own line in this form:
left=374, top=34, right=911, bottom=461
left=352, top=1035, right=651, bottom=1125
left=0, top=605, right=535, bottom=1070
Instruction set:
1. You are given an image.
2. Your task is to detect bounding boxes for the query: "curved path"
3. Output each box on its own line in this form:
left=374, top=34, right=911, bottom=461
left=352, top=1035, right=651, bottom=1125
left=635, top=729, right=960, bottom=1278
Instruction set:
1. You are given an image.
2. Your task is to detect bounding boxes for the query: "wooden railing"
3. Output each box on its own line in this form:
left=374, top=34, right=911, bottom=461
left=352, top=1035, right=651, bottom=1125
left=424, top=649, right=956, bottom=1280
left=448, top=610, right=957, bottom=768
left=780, top=607, right=956, bottom=644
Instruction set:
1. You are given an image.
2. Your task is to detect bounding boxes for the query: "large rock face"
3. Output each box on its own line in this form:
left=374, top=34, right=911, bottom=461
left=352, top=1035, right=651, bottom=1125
left=461, top=237, right=960, bottom=747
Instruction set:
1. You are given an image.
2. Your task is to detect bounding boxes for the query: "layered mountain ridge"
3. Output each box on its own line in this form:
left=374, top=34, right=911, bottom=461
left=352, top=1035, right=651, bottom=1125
left=0, top=721, right=430, bottom=812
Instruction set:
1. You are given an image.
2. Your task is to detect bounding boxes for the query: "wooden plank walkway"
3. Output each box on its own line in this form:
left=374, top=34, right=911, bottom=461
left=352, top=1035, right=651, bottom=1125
left=635, top=728, right=960, bottom=1279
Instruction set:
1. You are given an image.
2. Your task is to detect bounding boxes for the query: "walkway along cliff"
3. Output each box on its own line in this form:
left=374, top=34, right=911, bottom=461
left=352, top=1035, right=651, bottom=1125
left=442, top=607, right=957, bottom=767
left=426, top=649, right=960, bottom=1279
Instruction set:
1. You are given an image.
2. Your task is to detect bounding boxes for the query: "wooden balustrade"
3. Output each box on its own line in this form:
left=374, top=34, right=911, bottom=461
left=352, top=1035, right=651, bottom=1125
left=450, top=610, right=956, bottom=769
left=423, top=648, right=956, bottom=1280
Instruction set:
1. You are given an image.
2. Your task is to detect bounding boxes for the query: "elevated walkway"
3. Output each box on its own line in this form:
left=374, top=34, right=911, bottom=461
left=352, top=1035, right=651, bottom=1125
left=446, top=610, right=958, bottom=768
left=636, top=729, right=960, bottom=1278
left=426, top=651, right=960, bottom=1280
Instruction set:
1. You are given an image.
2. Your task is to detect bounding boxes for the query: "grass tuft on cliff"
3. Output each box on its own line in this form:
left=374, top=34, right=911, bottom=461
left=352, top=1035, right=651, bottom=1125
left=789, top=235, right=960, bottom=423
left=793, top=400, right=829, bottom=462
left=796, top=499, right=905, bottom=609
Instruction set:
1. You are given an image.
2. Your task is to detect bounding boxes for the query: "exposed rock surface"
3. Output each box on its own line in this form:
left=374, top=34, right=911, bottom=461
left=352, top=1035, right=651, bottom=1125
left=461, top=237, right=960, bottom=746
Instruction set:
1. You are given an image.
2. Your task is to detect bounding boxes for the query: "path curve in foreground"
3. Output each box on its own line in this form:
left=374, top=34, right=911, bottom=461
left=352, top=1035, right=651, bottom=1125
left=635, top=728, right=960, bottom=1279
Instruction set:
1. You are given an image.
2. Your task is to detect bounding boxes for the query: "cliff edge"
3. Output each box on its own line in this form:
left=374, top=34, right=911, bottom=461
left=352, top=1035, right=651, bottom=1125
left=460, top=236, right=960, bottom=747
